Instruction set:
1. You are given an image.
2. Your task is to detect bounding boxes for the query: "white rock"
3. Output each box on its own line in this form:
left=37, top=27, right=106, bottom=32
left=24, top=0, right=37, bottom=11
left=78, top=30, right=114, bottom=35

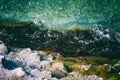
left=4, top=67, right=25, bottom=80
left=7, top=67, right=25, bottom=77
left=0, top=41, right=7, bottom=54
left=17, top=48, right=41, bottom=66
left=0, top=67, right=6, bottom=78
left=14, top=67, right=25, bottom=77
left=81, top=64, right=91, bottom=71
left=68, top=71, right=79, bottom=77
left=40, top=61, right=51, bottom=69
left=97, top=77, right=103, bottom=80
left=0, top=55, right=4, bottom=61
left=51, top=61, right=65, bottom=73
left=31, top=69, right=51, bottom=78
left=46, top=54, right=53, bottom=62
left=0, top=55, right=4, bottom=68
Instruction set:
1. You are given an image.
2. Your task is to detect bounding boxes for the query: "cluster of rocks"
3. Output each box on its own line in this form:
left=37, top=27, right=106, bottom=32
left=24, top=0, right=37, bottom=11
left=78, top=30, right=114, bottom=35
left=62, top=72, right=103, bottom=80
left=0, top=41, right=103, bottom=80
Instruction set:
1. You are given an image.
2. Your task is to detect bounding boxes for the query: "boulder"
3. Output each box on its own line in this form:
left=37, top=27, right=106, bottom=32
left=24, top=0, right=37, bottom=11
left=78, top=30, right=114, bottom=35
left=12, top=67, right=25, bottom=77
left=6, top=67, right=25, bottom=80
left=17, top=48, right=41, bottom=66
left=50, top=61, right=67, bottom=78
left=51, top=61, right=66, bottom=72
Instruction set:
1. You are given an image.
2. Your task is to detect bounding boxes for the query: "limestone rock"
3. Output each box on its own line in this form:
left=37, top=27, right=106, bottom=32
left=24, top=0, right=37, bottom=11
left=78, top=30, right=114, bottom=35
left=17, top=48, right=41, bottom=66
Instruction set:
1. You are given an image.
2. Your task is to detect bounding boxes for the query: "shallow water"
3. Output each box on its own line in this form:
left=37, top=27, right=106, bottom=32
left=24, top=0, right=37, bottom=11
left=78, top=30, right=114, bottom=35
left=0, top=0, right=120, bottom=59
left=0, top=0, right=120, bottom=30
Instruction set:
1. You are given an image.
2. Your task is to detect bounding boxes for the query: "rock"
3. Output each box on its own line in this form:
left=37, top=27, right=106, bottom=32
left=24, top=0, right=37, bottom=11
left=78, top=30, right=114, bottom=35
left=52, top=70, right=67, bottom=79
left=51, top=61, right=66, bottom=73
left=50, top=61, right=67, bottom=78
left=46, top=54, right=53, bottom=62
left=72, top=64, right=81, bottom=71
left=0, top=56, right=6, bottom=78
left=0, top=55, right=4, bottom=68
left=12, top=67, right=25, bottom=77
left=31, top=69, right=51, bottom=78
left=8, top=52, right=17, bottom=58
left=17, top=48, right=41, bottom=66
left=81, top=64, right=91, bottom=71
left=0, top=55, right=4, bottom=62
left=0, top=41, right=7, bottom=54
left=5, top=67, right=25, bottom=80
left=0, top=68, right=6, bottom=79
left=68, top=71, right=79, bottom=77
left=40, top=61, right=51, bottom=69
left=61, top=73, right=103, bottom=80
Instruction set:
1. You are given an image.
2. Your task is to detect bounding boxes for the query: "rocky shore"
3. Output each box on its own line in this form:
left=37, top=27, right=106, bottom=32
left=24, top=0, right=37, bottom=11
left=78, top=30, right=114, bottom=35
left=0, top=41, right=106, bottom=80
left=0, top=21, right=120, bottom=59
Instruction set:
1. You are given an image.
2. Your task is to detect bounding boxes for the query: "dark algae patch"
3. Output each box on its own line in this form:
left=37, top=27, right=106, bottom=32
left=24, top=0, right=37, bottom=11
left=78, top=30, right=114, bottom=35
left=0, top=21, right=120, bottom=59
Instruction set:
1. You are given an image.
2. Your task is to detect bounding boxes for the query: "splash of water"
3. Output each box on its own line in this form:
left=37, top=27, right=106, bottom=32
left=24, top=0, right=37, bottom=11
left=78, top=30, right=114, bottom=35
left=0, top=0, right=120, bottom=30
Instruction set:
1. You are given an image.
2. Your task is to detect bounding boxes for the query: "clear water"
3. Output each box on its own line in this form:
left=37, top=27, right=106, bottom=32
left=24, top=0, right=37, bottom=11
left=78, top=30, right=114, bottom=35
left=0, top=0, right=120, bottom=30
left=0, top=0, right=120, bottom=59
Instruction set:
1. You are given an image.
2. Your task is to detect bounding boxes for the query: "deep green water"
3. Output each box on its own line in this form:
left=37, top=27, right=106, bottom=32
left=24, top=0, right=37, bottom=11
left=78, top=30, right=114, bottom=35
left=0, top=0, right=120, bottom=30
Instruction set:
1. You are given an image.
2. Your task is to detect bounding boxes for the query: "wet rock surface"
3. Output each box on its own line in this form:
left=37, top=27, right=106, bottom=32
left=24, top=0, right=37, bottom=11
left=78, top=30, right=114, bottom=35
left=0, top=21, right=120, bottom=59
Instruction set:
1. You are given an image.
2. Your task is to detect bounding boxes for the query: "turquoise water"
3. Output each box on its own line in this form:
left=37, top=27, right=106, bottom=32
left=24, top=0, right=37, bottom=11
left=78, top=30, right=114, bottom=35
left=0, top=0, right=120, bottom=30
left=0, top=0, right=120, bottom=59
